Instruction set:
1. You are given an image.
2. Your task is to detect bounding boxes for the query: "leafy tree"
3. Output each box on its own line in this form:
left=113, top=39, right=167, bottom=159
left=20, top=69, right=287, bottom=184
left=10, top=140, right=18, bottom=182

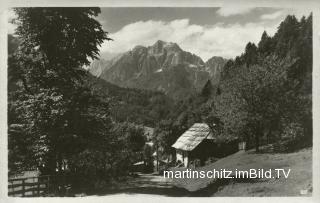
left=143, top=144, right=154, bottom=172
left=258, top=31, right=274, bottom=56
left=273, top=15, right=300, bottom=58
left=215, top=14, right=312, bottom=152
left=201, top=80, right=213, bottom=98
left=12, top=8, right=110, bottom=92
left=243, top=42, right=258, bottom=66
left=8, top=7, right=112, bottom=179
left=113, top=122, right=146, bottom=153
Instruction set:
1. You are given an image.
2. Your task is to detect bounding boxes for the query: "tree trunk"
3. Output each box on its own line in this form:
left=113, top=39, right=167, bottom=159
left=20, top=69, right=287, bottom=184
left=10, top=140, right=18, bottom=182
left=255, top=132, right=260, bottom=152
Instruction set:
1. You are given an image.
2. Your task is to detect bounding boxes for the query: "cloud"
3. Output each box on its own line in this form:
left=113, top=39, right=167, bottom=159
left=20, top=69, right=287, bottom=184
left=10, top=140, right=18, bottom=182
left=284, top=8, right=312, bottom=19
left=261, top=11, right=284, bottom=20
left=216, top=7, right=255, bottom=17
left=100, top=19, right=278, bottom=60
left=260, top=8, right=311, bottom=21
left=7, top=9, right=17, bottom=34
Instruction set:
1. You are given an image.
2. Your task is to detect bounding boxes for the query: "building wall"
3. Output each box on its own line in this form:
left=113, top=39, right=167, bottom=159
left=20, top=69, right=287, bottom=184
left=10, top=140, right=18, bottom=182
left=176, top=150, right=189, bottom=167
left=175, top=140, right=239, bottom=168
left=238, top=141, right=246, bottom=151
left=189, top=139, right=239, bottom=166
left=176, top=150, right=183, bottom=163
left=183, top=152, right=188, bottom=167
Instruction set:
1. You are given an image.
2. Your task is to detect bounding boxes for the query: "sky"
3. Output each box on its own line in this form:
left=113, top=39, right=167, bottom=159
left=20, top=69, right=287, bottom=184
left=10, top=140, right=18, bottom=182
left=97, top=7, right=311, bottom=60
left=8, top=7, right=311, bottom=61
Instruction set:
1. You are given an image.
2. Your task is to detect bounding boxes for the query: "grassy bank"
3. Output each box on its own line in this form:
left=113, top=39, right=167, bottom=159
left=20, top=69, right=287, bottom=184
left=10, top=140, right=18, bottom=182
left=171, top=147, right=312, bottom=196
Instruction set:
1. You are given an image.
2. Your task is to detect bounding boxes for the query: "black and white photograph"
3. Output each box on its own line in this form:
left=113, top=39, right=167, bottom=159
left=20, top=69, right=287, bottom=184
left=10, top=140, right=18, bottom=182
left=1, top=0, right=319, bottom=201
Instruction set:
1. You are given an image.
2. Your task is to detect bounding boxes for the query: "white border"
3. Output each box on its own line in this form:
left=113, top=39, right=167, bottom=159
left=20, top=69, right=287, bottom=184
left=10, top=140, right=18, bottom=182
left=0, top=1, right=319, bottom=203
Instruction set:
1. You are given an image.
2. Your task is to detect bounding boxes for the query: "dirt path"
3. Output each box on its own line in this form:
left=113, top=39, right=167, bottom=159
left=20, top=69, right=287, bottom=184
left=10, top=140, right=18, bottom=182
left=93, top=173, right=190, bottom=197
left=118, top=173, right=173, bottom=189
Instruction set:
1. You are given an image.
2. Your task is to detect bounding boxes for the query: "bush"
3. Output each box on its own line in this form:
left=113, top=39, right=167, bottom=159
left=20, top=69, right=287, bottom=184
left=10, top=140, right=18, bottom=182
left=68, top=150, right=110, bottom=191
left=273, top=122, right=311, bottom=152
left=282, top=122, right=304, bottom=140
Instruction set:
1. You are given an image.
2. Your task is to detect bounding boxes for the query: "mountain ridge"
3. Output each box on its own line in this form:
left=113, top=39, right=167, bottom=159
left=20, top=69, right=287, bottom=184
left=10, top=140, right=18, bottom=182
left=89, top=40, right=227, bottom=99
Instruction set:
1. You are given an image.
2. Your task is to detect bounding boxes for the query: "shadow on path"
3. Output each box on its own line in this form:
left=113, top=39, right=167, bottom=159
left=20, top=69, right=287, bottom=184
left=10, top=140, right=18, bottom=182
left=91, top=173, right=233, bottom=197
left=93, top=173, right=191, bottom=197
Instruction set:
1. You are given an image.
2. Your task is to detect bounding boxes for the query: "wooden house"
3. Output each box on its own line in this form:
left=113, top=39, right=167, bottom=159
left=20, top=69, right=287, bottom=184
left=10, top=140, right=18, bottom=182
left=172, top=123, right=239, bottom=167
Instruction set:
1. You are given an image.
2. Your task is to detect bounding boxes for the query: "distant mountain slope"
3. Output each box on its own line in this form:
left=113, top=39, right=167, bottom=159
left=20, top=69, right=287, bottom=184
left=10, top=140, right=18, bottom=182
left=86, top=74, right=173, bottom=127
left=205, top=56, right=228, bottom=85
left=89, top=59, right=111, bottom=77
left=89, top=40, right=227, bottom=99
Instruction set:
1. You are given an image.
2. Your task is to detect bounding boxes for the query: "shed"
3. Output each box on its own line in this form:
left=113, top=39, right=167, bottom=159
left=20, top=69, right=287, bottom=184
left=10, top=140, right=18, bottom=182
left=172, top=123, right=239, bottom=167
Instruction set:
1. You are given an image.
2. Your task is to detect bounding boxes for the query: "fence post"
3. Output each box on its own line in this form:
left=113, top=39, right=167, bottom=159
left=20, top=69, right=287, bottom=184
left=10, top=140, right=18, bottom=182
left=9, top=180, right=12, bottom=195
left=21, top=179, right=25, bottom=197
left=47, top=176, right=50, bottom=195
left=32, top=177, right=35, bottom=196
left=37, top=178, right=40, bottom=196
left=9, top=180, right=13, bottom=196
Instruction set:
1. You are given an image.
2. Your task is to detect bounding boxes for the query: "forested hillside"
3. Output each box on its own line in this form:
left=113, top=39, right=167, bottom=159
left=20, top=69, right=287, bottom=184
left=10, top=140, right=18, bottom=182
left=154, top=14, right=312, bottom=157
left=86, top=75, right=173, bottom=126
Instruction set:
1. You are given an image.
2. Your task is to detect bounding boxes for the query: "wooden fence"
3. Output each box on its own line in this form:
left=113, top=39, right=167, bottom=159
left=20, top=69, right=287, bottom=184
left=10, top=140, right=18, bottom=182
left=8, top=175, right=51, bottom=197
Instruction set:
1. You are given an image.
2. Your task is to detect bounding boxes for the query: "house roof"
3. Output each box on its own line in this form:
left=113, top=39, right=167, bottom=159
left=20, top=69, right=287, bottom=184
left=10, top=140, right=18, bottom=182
left=172, top=123, right=214, bottom=151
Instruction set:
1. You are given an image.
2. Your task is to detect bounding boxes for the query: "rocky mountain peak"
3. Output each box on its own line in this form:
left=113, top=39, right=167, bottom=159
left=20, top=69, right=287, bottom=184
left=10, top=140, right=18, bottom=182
left=149, top=40, right=182, bottom=55
left=89, top=40, right=227, bottom=99
left=132, top=45, right=147, bottom=52
left=204, top=56, right=228, bottom=84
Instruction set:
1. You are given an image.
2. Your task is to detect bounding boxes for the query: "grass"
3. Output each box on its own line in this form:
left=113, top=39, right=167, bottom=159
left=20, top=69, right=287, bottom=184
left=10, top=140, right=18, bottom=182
left=170, top=147, right=312, bottom=196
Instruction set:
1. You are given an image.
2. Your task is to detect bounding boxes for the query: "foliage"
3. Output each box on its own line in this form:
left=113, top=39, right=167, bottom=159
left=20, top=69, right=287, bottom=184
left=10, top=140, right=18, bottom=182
left=154, top=13, right=312, bottom=155
left=12, top=8, right=110, bottom=93
left=7, top=7, right=168, bottom=190
left=87, top=75, right=173, bottom=127
left=112, top=122, right=146, bottom=153
left=7, top=7, right=117, bottom=185
left=143, top=144, right=154, bottom=172
left=215, top=14, right=312, bottom=151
